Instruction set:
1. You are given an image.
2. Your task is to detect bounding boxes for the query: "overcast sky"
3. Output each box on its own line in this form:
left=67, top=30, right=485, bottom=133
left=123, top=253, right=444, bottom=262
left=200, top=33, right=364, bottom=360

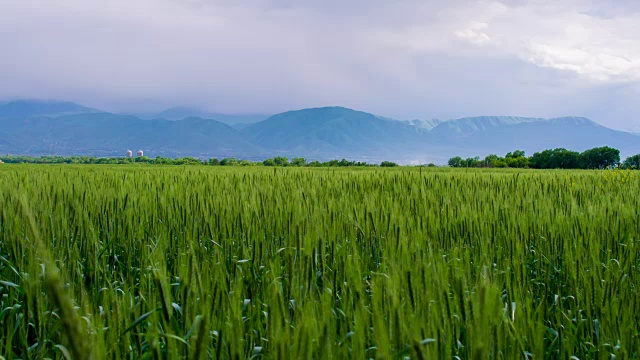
left=1, top=0, right=639, bottom=130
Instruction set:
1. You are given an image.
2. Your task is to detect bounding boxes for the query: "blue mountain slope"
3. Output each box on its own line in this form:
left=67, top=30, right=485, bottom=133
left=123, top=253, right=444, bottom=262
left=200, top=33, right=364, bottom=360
left=2, top=112, right=260, bottom=157
left=151, top=107, right=270, bottom=125
left=0, top=100, right=98, bottom=118
left=429, top=116, right=542, bottom=138
left=242, top=106, right=425, bottom=154
left=426, top=116, right=639, bottom=158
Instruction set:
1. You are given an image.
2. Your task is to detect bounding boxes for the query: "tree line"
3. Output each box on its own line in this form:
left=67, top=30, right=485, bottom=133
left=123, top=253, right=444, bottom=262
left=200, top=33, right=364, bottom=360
left=0, top=155, right=400, bottom=167
left=448, top=146, right=640, bottom=169
left=2, top=147, right=639, bottom=169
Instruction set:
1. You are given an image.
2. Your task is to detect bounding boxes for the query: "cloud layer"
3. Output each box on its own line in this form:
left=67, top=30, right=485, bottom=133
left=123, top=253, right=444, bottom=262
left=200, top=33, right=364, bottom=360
left=1, top=0, right=639, bottom=129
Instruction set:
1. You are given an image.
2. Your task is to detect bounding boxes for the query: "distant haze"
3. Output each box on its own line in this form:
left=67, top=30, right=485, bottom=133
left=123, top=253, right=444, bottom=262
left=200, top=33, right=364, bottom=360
left=1, top=1, right=640, bottom=130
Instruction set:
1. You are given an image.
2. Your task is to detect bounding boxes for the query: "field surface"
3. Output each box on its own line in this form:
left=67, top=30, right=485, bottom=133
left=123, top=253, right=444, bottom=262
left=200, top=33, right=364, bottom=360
left=0, top=165, right=639, bottom=359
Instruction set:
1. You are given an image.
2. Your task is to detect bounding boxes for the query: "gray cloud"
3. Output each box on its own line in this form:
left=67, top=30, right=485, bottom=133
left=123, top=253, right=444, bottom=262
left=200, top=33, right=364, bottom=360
left=1, top=0, right=639, bottom=130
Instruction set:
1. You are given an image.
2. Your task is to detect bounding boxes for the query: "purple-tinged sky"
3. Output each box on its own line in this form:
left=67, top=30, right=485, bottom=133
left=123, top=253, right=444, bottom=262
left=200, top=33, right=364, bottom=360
left=1, top=0, right=639, bottom=130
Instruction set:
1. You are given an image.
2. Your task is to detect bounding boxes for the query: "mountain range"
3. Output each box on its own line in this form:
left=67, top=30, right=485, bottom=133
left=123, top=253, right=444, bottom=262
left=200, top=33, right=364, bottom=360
left=136, top=107, right=270, bottom=128
left=0, top=100, right=638, bottom=163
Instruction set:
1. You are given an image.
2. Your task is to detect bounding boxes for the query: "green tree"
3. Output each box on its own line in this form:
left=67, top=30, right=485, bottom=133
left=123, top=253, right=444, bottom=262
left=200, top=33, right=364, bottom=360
left=448, top=156, right=463, bottom=167
left=464, top=157, right=480, bottom=168
left=579, top=146, right=620, bottom=169
left=337, top=159, right=354, bottom=167
left=262, top=158, right=276, bottom=166
left=492, top=159, right=507, bottom=168
left=622, top=154, right=640, bottom=169
left=506, top=150, right=525, bottom=159
left=153, top=156, right=170, bottom=164
left=134, top=156, right=151, bottom=163
left=502, top=150, right=528, bottom=168
left=505, top=156, right=529, bottom=168
left=174, top=157, right=202, bottom=165
left=238, top=160, right=254, bottom=166
left=273, top=156, right=289, bottom=166
left=380, top=161, right=398, bottom=167
left=291, top=157, right=307, bottom=166
left=529, top=148, right=580, bottom=169
left=220, top=158, right=238, bottom=166
left=482, top=154, right=504, bottom=167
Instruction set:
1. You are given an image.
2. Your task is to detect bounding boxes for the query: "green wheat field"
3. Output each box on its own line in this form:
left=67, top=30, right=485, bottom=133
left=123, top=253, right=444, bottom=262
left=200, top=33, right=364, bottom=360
left=0, top=165, right=639, bottom=359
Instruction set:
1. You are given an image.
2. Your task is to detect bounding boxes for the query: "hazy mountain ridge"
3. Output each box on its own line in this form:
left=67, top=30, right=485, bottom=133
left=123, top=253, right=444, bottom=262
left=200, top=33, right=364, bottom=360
left=623, top=127, right=640, bottom=135
left=0, top=99, right=99, bottom=118
left=403, top=119, right=443, bottom=130
left=145, top=106, right=271, bottom=125
left=433, top=118, right=635, bottom=157
left=430, top=116, right=542, bottom=138
left=0, top=100, right=637, bottom=163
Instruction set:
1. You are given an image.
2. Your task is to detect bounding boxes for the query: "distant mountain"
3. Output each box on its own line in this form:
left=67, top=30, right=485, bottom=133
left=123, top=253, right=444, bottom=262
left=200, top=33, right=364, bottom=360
left=429, top=116, right=541, bottom=139
left=403, top=119, right=443, bottom=130
left=150, top=107, right=270, bottom=125
left=1, top=112, right=260, bottom=158
left=242, top=106, right=425, bottom=156
left=1, top=101, right=638, bottom=163
left=0, top=100, right=98, bottom=118
left=422, top=116, right=639, bottom=161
